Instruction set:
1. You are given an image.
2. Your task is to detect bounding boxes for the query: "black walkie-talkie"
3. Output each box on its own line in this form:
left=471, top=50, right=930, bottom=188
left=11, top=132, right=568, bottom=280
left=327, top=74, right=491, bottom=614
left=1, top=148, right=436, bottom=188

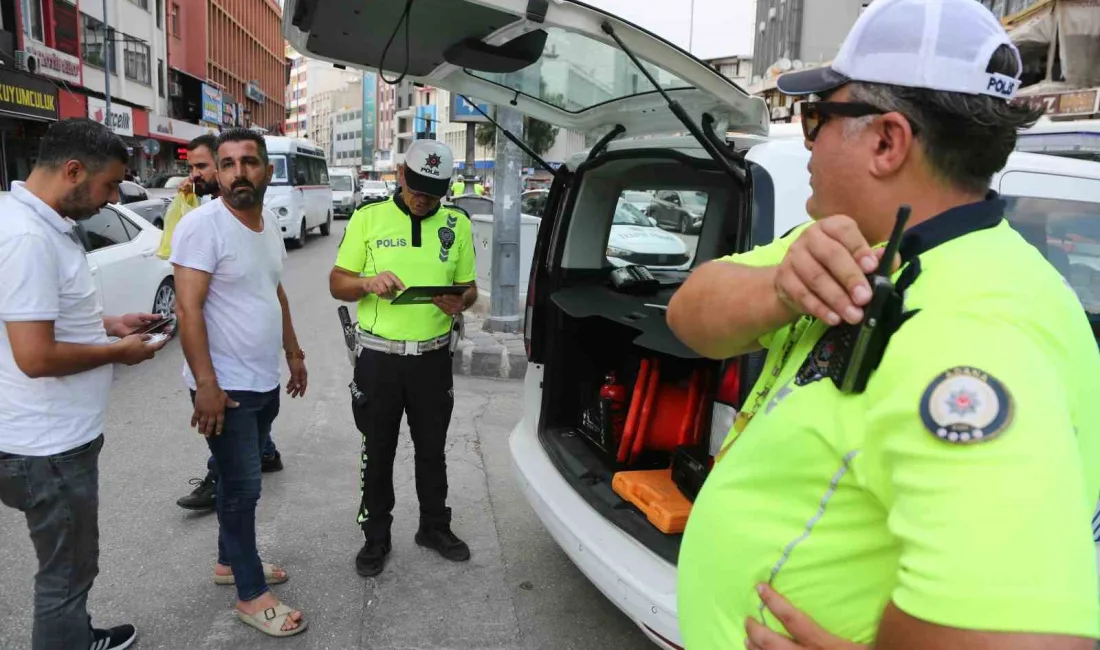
left=828, top=205, right=911, bottom=394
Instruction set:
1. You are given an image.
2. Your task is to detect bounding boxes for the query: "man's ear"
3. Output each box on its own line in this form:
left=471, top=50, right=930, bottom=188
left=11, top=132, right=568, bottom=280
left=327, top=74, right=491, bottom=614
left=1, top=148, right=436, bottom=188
left=63, top=160, right=84, bottom=184
left=868, top=112, right=917, bottom=180
left=265, top=163, right=274, bottom=184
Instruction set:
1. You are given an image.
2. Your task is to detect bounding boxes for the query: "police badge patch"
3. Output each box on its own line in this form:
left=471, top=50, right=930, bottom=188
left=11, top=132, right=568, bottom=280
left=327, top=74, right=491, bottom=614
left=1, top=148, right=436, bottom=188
left=794, top=328, right=843, bottom=386
left=919, top=366, right=1013, bottom=444
left=438, top=227, right=456, bottom=250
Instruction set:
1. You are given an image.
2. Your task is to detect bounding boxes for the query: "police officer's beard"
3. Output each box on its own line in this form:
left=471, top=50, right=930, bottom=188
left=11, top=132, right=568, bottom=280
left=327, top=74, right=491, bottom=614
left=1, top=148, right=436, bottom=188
left=61, top=180, right=106, bottom=221
left=222, top=178, right=267, bottom=210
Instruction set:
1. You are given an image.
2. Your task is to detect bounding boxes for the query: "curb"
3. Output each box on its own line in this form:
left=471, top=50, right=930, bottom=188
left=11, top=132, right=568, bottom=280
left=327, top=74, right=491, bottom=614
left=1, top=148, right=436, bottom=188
left=452, top=339, right=528, bottom=380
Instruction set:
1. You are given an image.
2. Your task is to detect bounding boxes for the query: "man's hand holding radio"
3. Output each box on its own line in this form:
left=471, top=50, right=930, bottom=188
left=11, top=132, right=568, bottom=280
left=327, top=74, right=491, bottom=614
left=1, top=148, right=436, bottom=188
left=774, top=216, right=896, bottom=328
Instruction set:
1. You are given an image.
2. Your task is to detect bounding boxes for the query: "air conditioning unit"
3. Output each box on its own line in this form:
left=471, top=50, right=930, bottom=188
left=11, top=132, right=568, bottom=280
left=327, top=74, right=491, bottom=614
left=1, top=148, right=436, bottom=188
left=14, top=50, right=37, bottom=74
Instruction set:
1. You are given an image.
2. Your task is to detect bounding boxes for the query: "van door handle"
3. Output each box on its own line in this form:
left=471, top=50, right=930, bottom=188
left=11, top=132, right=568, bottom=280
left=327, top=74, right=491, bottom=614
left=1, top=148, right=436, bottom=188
left=141, top=248, right=156, bottom=257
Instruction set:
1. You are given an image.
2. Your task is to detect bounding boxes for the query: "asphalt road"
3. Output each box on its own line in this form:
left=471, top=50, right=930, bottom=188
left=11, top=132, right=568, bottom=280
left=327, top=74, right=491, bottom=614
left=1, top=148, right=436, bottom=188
left=0, top=221, right=652, bottom=650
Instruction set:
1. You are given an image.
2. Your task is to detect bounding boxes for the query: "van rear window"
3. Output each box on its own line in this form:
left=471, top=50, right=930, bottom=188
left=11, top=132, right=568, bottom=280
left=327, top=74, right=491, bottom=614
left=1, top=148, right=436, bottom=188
left=1004, top=195, right=1100, bottom=317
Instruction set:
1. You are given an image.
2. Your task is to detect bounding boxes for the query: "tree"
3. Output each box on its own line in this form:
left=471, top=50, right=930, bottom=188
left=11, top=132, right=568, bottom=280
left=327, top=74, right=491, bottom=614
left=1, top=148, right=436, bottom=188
left=471, top=85, right=562, bottom=167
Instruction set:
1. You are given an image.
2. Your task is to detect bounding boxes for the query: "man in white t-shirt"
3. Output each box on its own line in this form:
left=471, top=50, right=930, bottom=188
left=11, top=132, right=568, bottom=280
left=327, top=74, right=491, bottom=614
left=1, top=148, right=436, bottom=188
left=170, top=129, right=308, bottom=637
left=174, top=134, right=284, bottom=512
left=0, top=119, right=169, bottom=650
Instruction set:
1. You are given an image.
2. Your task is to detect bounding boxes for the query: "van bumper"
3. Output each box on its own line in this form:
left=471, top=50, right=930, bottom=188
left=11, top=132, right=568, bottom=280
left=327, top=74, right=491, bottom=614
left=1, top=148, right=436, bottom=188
left=509, top=400, right=683, bottom=649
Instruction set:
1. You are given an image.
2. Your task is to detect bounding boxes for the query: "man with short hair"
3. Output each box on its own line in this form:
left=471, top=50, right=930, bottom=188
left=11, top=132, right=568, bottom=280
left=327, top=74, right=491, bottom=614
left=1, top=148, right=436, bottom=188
left=670, top=0, right=1100, bottom=648
left=0, top=118, right=169, bottom=650
left=171, top=128, right=308, bottom=637
left=330, top=139, right=477, bottom=578
left=175, top=134, right=284, bottom=512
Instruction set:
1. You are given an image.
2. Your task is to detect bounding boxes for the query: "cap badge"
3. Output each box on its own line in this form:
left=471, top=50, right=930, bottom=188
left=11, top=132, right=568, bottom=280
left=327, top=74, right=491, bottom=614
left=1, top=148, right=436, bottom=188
left=422, top=153, right=442, bottom=177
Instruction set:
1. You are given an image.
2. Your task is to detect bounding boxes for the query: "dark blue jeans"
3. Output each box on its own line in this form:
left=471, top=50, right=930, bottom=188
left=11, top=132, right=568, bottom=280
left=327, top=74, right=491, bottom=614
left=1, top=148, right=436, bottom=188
left=207, top=432, right=277, bottom=476
left=193, top=388, right=280, bottom=602
left=0, top=435, right=103, bottom=650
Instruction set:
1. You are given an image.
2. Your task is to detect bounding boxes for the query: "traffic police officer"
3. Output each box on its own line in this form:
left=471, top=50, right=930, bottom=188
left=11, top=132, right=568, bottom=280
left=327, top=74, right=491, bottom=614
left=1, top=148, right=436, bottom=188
left=329, top=139, right=477, bottom=577
left=668, top=1, right=1100, bottom=648
left=450, top=176, right=484, bottom=197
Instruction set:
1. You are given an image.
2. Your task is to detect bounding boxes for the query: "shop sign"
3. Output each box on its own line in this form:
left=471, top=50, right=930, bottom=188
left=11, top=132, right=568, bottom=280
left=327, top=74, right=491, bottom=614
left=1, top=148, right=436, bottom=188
left=0, top=69, right=58, bottom=121
left=201, top=84, right=223, bottom=124
left=222, top=99, right=238, bottom=127
left=149, top=115, right=219, bottom=143
left=1020, top=88, right=1100, bottom=117
left=21, top=39, right=82, bottom=86
left=246, top=80, right=266, bottom=103
left=87, top=97, right=134, bottom=137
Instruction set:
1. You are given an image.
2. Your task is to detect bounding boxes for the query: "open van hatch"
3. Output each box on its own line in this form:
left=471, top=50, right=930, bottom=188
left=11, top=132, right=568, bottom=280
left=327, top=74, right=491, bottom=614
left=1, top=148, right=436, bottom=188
left=283, top=0, right=768, bottom=139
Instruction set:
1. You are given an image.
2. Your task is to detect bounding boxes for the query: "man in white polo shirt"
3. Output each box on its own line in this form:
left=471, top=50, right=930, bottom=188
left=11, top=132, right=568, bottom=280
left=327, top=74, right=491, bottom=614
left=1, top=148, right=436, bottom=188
left=0, top=118, right=169, bottom=650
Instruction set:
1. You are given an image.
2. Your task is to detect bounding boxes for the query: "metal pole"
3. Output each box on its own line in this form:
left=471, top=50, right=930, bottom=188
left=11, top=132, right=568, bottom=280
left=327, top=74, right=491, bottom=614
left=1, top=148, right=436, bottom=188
left=486, top=105, right=523, bottom=333
left=102, top=0, right=112, bottom=126
left=464, top=121, right=476, bottom=191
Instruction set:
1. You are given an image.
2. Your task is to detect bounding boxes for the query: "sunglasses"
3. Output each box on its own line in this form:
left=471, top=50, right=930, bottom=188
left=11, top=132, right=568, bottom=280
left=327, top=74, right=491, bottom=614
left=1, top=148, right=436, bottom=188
left=798, top=101, right=918, bottom=142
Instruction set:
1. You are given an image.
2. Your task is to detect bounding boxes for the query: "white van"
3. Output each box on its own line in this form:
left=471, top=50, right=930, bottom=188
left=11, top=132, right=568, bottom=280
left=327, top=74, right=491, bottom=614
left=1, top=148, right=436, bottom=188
left=263, top=136, right=334, bottom=248
left=1016, top=118, right=1100, bottom=163
left=329, top=166, right=361, bottom=219
left=284, top=1, right=1100, bottom=647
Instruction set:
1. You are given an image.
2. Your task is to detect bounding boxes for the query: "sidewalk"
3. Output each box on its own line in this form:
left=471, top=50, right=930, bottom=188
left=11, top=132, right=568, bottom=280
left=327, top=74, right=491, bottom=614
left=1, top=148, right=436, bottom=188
left=452, top=313, right=527, bottom=380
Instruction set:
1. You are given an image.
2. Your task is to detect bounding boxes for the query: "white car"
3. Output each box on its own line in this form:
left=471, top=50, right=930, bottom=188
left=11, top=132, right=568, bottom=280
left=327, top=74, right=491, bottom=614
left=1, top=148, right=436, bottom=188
left=76, top=204, right=176, bottom=321
left=606, top=200, right=691, bottom=269
left=361, top=179, right=391, bottom=201
left=285, top=1, right=1100, bottom=647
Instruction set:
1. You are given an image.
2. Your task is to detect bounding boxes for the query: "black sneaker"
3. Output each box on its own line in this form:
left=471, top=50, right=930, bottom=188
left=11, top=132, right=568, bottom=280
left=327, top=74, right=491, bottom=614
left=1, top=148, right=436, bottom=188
left=176, top=472, right=216, bottom=510
left=415, top=525, right=471, bottom=562
left=355, top=538, right=391, bottom=577
left=261, top=451, right=284, bottom=473
left=90, top=623, right=136, bottom=650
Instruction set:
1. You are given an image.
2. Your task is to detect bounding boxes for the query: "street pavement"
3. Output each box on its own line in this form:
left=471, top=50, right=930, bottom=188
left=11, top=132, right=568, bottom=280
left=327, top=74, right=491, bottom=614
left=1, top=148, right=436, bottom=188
left=0, top=221, right=652, bottom=650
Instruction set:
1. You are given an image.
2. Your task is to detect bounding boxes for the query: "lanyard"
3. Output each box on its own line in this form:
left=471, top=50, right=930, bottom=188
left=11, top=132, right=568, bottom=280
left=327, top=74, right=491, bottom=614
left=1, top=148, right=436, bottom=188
left=715, top=317, right=810, bottom=463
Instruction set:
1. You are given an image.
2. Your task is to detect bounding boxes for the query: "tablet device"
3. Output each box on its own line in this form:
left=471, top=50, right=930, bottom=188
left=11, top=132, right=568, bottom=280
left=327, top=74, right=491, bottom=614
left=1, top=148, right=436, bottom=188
left=390, top=285, right=468, bottom=305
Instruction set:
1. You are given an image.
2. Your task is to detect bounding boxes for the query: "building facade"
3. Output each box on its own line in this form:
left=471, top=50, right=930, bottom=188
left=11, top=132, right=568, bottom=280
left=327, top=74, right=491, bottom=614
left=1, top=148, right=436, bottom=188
left=332, top=106, right=363, bottom=168
left=308, top=77, right=361, bottom=167
left=205, top=0, right=284, bottom=132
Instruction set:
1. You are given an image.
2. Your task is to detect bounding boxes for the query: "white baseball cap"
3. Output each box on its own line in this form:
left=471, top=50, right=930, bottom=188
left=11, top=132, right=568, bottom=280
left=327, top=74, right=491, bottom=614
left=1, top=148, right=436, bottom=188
left=777, top=0, right=1023, bottom=100
left=403, top=139, right=454, bottom=197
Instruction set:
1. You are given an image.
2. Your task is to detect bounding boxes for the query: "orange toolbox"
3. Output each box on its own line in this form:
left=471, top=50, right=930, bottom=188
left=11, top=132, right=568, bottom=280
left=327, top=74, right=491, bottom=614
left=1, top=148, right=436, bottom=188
left=611, top=468, right=693, bottom=534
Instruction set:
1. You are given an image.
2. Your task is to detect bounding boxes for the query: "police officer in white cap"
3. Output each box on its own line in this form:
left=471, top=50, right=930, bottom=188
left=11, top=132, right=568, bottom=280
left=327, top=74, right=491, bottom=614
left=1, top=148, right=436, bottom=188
left=329, top=139, right=477, bottom=577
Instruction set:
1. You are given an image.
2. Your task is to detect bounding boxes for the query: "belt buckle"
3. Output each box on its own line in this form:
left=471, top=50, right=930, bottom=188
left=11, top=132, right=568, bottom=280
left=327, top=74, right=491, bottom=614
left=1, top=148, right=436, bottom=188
left=401, top=340, right=420, bottom=356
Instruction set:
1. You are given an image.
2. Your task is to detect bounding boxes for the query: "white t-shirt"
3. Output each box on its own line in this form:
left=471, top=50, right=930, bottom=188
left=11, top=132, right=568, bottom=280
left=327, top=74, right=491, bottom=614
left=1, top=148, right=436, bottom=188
left=170, top=201, right=287, bottom=392
left=0, top=183, right=112, bottom=456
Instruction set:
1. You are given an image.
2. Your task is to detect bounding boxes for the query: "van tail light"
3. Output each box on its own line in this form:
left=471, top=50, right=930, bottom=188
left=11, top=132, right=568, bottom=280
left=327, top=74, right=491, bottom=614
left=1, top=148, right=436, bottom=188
left=708, top=359, right=742, bottom=457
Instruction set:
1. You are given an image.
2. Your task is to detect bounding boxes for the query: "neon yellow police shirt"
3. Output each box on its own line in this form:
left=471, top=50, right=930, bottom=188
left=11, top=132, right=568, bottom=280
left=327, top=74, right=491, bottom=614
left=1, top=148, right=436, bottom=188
left=335, top=196, right=476, bottom=341
left=678, top=200, right=1100, bottom=647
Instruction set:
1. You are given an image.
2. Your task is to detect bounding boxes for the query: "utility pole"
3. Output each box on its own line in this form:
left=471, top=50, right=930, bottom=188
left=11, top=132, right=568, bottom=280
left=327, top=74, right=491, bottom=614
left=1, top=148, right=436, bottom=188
left=102, top=0, right=112, bottom=125
left=486, top=105, right=523, bottom=333
left=464, top=122, right=476, bottom=192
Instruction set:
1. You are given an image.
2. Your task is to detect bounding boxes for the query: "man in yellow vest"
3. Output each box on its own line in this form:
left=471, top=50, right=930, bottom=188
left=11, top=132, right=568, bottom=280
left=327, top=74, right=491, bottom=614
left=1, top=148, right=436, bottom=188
left=330, top=139, right=478, bottom=578
left=668, top=0, right=1100, bottom=648
left=450, top=175, right=484, bottom=197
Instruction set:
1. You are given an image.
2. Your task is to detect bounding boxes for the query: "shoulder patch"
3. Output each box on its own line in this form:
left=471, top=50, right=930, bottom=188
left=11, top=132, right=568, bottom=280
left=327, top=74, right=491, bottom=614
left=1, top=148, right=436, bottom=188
left=919, top=366, right=1013, bottom=444
left=443, top=204, right=470, bottom=221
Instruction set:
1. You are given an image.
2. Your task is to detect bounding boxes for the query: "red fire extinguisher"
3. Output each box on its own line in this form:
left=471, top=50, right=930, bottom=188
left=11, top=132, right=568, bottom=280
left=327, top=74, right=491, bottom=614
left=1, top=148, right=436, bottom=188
left=599, top=372, right=628, bottom=451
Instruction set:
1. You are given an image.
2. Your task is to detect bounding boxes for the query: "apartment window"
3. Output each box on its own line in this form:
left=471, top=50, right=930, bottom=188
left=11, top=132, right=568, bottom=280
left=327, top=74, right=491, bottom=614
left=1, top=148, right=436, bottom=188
left=127, top=0, right=149, bottom=10
left=124, top=37, right=151, bottom=85
left=81, top=14, right=116, bottom=73
left=157, top=58, right=165, bottom=97
left=170, top=3, right=179, bottom=36
left=156, top=0, right=163, bottom=27
left=22, top=0, right=45, bottom=42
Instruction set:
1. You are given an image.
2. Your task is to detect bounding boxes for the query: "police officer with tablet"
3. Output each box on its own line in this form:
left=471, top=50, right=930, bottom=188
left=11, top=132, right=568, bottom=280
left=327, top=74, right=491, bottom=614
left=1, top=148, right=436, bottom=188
left=329, top=139, right=478, bottom=578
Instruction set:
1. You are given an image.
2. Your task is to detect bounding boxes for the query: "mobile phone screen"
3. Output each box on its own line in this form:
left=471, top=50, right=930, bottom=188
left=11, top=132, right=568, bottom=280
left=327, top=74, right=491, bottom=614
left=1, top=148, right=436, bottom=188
left=136, top=315, right=175, bottom=336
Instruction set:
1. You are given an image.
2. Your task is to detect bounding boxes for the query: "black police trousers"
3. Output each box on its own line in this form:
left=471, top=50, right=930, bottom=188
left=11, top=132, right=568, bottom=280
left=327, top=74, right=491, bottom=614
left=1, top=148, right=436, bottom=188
left=351, top=346, right=454, bottom=541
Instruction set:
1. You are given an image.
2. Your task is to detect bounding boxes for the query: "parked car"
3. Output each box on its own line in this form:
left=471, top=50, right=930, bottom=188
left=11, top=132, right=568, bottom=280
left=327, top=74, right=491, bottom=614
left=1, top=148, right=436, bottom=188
left=146, top=175, right=188, bottom=201
left=124, top=198, right=171, bottom=229
left=621, top=190, right=656, bottom=215
left=284, top=0, right=1100, bottom=646
left=118, top=180, right=148, bottom=204
left=74, top=203, right=176, bottom=321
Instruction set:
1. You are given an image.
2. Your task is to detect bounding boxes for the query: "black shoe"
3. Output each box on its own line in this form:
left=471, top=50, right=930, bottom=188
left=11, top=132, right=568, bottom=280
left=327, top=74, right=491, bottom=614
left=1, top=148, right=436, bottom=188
left=261, top=451, right=284, bottom=473
left=355, top=538, right=391, bottom=577
left=176, top=472, right=216, bottom=510
left=90, top=623, right=137, bottom=650
left=415, top=525, right=471, bottom=562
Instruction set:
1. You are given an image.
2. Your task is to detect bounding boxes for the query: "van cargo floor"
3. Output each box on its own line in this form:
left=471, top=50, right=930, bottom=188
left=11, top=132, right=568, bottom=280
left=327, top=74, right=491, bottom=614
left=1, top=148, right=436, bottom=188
left=538, top=426, right=682, bottom=565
